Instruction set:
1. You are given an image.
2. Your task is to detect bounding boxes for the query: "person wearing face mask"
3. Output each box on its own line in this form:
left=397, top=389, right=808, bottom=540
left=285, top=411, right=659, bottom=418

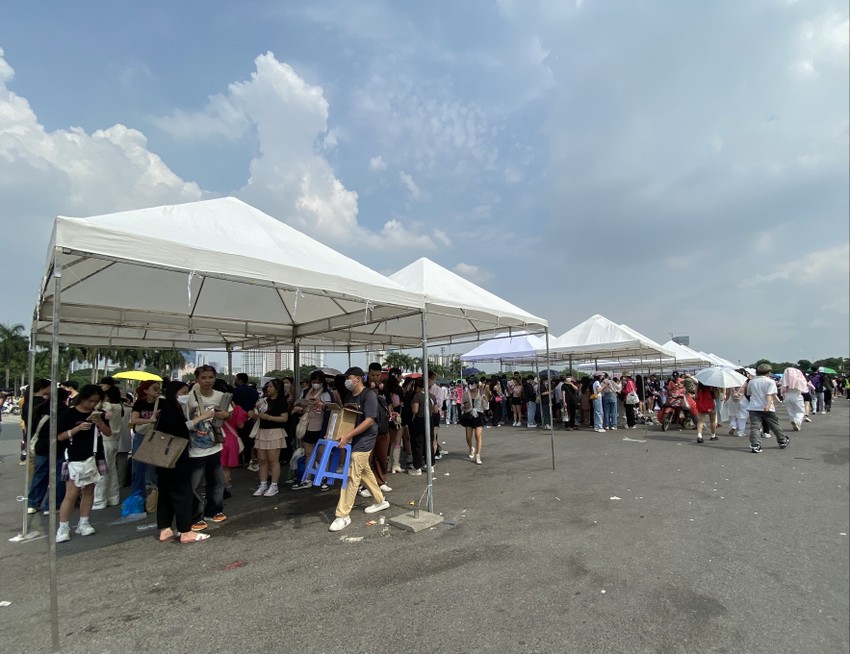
left=291, top=371, right=333, bottom=490
left=462, top=378, right=485, bottom=464
left=361, top=363, right=393, bottom=494
left=328, top=367, right=388, bottom=532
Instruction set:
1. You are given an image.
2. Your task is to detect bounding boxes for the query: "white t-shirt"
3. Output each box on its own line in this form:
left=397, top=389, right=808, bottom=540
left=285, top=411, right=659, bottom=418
left=747, top=376, right=777, bottom=412
left=187, top=388, right=228, bottom=457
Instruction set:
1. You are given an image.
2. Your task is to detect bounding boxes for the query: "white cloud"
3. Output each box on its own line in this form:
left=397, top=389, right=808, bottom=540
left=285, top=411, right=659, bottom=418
left=0, top=48, right=201, bottom=228
left=453, top=262, right=493, bottom=283
left=746, top=242, right=850, bottom=287
left=151, top=52, right=440, bottom=247
left=368, top=155, right=387, bottom=171
left=399, top=170, right=423, bottom=200
left=380, top=219, right=438, bottom=250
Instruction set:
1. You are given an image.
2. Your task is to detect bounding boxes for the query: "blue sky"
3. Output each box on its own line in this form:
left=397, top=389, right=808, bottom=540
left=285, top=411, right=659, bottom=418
left=1, top=0, right=847, bottom=368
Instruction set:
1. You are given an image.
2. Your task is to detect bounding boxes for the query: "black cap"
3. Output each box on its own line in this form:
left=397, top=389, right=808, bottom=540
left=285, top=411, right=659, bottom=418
left=343, top=366, right=365, bottom=378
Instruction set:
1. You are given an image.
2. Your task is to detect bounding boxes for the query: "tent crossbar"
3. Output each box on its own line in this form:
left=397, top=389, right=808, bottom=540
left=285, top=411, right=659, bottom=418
left=58, top=261, right=116, bottom=294
left=47, top=248, right=419, bottom=310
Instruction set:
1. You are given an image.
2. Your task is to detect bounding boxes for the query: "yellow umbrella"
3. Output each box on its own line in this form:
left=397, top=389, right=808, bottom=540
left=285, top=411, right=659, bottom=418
left=113, top=370, right=162, bottom=382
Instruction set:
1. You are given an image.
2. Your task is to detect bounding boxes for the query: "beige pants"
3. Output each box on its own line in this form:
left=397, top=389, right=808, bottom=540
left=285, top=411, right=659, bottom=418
left=335, top=451, right=383, bottom=518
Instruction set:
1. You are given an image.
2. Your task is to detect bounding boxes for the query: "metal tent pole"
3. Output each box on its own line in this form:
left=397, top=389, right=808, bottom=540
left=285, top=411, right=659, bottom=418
left=48, top=254, right=62, bottom=652
left=545, top=328, right=555, bottom=471
left=293, top=340, right=301, bottom=388
left=420, top=312, right=434, bottom=513
left=20, top=330, right=37, bottom=537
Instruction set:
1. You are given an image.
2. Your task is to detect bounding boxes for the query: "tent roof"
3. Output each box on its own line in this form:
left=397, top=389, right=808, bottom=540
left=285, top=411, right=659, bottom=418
left=34, top=197, right=424, bottom=350
left=660, top=341, right=714, bottom=367
left=548, top=314, right=674, bottom=360
left=384, top=258, right=547, bottom=344
left=699, top=352, right=739, bottom=368
left=459, top=331, right=549, bottom=362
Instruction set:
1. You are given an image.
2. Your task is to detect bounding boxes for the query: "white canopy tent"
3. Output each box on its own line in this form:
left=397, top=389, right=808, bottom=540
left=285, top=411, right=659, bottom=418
left=700, top=352, right=739, bottom=368
left=660, top=340, right=714, bottom=369
left=33, top=197, right=426, bottom=351
left=548, top=314, right=675, bottom=361
left=388, top=258, right=548, bottom=345
left=459, top=331, right=549, bottom=363
left=25, top=197, right=429, bottom=651
left=387, top=258, right=555, bottom=488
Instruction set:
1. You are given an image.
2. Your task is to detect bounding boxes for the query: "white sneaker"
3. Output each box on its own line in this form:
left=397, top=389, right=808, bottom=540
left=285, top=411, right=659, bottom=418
left=407, top=468, right=422, bottom=476
left=263, top=484, right=279, bottom=497
left=91, top=503, right=107, bottom=511
left=803, top=416, right=812, bottom=422
left=27, top=507, right=37, bottom=515
left=792, top=421, right=801, bottom=431
left=379, top=484, right=392, bottom=493
left=247, top=461, right=260, bottom=472
left=611, top=426, right=617, bottom=430
left=329, top=516, right=351, bottom=532
left=359, top=488, right=372, bottom=498
left=75, top=523, right=96, bottom=537
left=468, top=447, right=476, bottom=459
left=253, top=483, right=269, bottom=496
left=364, top=500, right=390, bottom=514
left=56, top=526, right=71, bottom=543
left=475, top=455, right=482, bottom=465
left=391, top=464, right=403, bottom=474
left=544, top=424, right=552, bottom=430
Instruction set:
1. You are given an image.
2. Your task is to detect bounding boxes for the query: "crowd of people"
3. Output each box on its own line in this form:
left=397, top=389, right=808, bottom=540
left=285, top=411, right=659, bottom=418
left=15, top=363, right=847, bottom=544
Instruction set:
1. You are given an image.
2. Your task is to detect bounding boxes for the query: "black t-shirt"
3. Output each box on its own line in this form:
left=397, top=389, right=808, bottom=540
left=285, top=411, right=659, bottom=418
left=132, top=399, right=159, bottom=423
left=23, top=395, right=47, bottom=429
left=523, top=381, right=537, bottom=402
left=58, top=408, right=104, bottom=462
left=33, top=408, right=55, bottom=458
left=259, top=396, right=288, bottom=429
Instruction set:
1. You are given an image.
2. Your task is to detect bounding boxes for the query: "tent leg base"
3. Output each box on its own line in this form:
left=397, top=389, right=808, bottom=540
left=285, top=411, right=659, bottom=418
left=388, top=511, right=444, bottom=533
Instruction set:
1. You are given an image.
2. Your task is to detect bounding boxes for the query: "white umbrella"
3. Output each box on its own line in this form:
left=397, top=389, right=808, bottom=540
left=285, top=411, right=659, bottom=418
left=694, top=367, right=747, bottom=388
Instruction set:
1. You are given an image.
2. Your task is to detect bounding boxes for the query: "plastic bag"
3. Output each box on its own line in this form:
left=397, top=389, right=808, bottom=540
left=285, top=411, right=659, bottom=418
left=121, top=490, right=145, bottom=517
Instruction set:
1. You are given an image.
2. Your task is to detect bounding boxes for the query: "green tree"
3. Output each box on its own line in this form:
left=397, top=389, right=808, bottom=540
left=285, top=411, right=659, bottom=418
left=0, top=323, right=27, bottom=389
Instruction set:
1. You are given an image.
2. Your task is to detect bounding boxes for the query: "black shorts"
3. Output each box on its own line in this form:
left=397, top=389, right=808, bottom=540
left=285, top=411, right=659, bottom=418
left=431, top=412, right=441, bottom=427
left=302, top=429, right=323, bottom=445
left=461, top=413, right=485, bottom=428
left=511, top=398, right=522, bottom=406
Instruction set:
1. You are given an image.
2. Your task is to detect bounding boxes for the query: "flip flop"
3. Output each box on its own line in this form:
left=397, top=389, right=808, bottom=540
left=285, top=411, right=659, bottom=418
left=180, top=532, right=210, bottom=544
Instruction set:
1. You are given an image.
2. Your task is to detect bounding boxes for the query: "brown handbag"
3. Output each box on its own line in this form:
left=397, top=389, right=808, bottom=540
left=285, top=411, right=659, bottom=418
left=132, top=407, right=188, bottom=469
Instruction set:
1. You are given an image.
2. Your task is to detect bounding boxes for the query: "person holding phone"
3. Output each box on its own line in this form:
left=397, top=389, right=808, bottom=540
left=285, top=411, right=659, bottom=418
left=56, top=385, right=112, bottom=543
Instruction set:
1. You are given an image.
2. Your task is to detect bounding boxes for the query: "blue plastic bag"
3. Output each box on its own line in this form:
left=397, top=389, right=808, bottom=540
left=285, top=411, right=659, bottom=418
left=120, top=490, right=145, bottom=516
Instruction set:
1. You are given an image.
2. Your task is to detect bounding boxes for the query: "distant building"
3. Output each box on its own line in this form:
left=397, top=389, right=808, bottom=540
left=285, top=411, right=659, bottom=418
left=672, top=335, right=690, bottom=346
left=242, top=349, right=325, bottom=377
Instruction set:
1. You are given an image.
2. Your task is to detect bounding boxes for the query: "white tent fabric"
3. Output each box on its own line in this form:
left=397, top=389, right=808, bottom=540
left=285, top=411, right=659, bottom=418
left=460, top=331, right=549, bottom=362
left=386, top=258, right=547, bottom=344
left=700, top=352, right=739, bottom=368
left=548, top=314, right=674, bottom=360
left=660, top=340, right=714, bottom=368
left=34, top=197, right=425, bottom=350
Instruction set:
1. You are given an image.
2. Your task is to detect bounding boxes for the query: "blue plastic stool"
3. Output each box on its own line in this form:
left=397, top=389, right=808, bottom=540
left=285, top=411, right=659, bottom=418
left=303, top=439, right=352, bottom=489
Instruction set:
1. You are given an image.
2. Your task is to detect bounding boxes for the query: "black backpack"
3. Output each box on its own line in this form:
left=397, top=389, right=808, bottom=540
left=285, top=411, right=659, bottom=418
left=375, top=393, right=390, bottom=434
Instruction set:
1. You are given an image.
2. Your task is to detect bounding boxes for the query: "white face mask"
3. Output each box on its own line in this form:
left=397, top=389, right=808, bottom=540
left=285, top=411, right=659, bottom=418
left=311, top=383, right=322, bottom=391
left=344, top=379, right=356, bottom=391
left=283, top=384, right=291, bottom=393
left=177, top=395, right=190, bottom=406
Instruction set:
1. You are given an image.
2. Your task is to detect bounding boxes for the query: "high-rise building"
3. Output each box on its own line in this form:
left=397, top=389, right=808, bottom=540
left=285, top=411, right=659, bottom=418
left=242, top=349, right=325, bottom=377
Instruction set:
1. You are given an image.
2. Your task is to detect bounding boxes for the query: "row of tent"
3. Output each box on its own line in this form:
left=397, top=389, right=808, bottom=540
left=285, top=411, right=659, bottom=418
left=32, top=195, right=738, bottom=374
left=459, top=314, right=739, bottom=373
left=33, top=197, right=547, bottom=353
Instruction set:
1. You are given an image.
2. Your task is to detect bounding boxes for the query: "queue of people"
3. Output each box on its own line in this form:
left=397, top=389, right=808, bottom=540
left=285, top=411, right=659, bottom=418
left=19, top=362, right=846, bottom=544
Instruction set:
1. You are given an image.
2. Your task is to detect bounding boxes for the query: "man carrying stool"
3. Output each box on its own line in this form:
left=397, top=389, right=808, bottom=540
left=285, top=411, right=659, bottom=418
left=329, top=367, right=390, bottom=532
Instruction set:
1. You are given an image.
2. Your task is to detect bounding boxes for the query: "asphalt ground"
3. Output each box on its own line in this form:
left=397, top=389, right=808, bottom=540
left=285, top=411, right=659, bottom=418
left=0, top=401, right=848, bottom=654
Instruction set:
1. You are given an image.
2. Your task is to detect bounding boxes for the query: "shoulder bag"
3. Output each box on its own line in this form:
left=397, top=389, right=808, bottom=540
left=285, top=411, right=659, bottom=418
left=133, top=407, right=188, bottom=469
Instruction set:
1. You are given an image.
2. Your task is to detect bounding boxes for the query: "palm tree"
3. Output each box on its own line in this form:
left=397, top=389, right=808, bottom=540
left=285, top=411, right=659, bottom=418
left=0, top=323, right=27, bottom=389
left=384, top=352, right=408, bottom=372
left=411, top=357, right=423, bottom=373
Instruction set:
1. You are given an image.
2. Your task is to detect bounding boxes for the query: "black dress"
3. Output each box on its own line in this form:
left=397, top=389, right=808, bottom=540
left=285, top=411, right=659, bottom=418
left=154, top=401, right=193, bottom=533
